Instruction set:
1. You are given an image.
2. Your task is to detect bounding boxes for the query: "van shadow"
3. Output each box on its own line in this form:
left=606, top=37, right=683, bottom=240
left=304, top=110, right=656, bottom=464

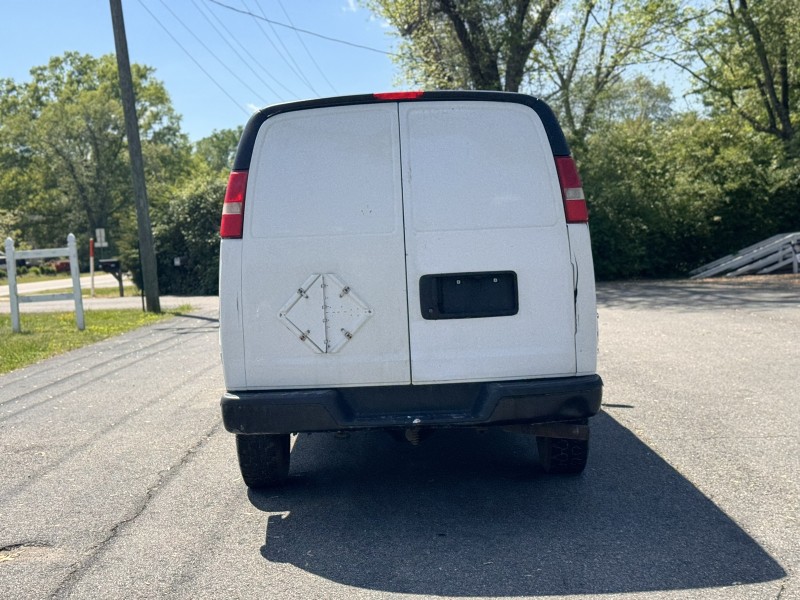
left=248, top=412, right=785, bottom=596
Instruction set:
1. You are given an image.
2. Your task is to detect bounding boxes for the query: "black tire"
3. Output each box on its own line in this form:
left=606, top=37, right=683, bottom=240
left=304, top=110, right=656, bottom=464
left=235, top=434, right=290, bottom=489
left=537, top=436, right=589, bottom=475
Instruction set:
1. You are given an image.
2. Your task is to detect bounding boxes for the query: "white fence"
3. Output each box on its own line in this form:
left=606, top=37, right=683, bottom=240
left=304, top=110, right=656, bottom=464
left=4, top=234, right=85, bottom=332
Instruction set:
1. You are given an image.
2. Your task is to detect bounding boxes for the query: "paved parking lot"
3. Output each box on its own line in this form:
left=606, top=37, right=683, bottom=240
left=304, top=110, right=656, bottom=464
left=0, top=277, right=797, bottom=599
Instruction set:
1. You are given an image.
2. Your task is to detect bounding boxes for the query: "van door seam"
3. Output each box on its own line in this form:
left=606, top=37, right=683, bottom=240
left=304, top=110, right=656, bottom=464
left=396, top=102, right=415, bottom=384
left=565, top=225, right=578, bottom=372
left=573, top=258, right=579, bottom=334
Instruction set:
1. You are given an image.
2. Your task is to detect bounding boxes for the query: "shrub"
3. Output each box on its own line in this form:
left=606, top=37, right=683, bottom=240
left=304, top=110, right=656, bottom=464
left=122, top=176, right=224, bottom=295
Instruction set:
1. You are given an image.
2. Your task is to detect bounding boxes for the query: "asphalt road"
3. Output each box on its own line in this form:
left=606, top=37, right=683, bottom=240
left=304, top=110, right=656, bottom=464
left=0, top=278, right=797, bottom=599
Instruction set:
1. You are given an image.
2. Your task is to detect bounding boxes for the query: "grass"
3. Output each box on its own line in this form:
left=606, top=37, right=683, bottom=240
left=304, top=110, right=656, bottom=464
left=6, top=271, right=73, bottom=285
left=86, top=284, right=139, bottom=298
left=0, top=308, right=185, bottom=375
left=9, top=284, right=141, bottom=299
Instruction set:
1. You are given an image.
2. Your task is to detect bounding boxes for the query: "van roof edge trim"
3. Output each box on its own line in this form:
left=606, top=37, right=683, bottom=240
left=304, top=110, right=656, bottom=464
left=232, top=91, right=571, bottom=171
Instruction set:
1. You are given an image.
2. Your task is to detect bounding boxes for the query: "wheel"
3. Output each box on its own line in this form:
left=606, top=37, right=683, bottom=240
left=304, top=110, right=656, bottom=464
left=537, top=436, right=589, bottom=474
left=235, top=434, right=290, bottom=489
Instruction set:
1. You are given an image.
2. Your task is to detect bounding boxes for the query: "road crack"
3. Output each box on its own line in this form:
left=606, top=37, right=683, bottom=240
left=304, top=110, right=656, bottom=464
left=50, top=419, right=223, bottom=599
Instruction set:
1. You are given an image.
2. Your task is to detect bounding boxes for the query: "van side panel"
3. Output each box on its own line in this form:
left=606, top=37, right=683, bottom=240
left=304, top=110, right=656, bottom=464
left=239, top=104, right=411, bottom=389
left=568, top=224, right=598, bottom=375
left=399, top=102, right=577, bottom=383
left=219, top=240, right=246, bottom=388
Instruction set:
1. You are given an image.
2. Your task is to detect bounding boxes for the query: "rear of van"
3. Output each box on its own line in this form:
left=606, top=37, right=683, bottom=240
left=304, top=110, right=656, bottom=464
left=219, top=91, right=602, bottom=488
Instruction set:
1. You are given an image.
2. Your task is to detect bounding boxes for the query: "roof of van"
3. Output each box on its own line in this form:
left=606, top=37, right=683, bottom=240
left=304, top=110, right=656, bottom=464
left=232, top=91, right=571, bottom=171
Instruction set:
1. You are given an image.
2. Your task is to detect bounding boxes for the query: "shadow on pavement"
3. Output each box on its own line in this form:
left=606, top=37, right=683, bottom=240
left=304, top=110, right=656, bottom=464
left=597, top=276, right=799, bottom=311
left=172, top=313, right=219, bottom=324
left=248, top=412, right=785, bottom=596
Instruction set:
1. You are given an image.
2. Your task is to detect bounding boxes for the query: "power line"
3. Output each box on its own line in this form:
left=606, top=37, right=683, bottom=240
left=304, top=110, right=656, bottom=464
left=136, top=0, right=249, bottom=116
left=253, top=0, right=318, bottom=95
left=202, top=0, right=299, bottom=98
left=157, top=0, right=269, bottom=104
left=206, top=0, right=396, bottom=57
left=276, top=0, right=337, bottom=94
left=190, top=0, right=284, bottom=100
left=240, top=0, right=318, bottom=95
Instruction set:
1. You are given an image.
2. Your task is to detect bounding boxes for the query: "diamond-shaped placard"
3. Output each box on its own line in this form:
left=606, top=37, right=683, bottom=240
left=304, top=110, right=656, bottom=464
left=278, top=274, right=372, bottom=354
left=278, top=274, right=326, bottom=353
left=322, top=274, right=373, bottom=353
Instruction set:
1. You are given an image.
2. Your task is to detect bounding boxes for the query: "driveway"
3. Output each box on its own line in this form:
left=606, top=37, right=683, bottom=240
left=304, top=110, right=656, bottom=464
left=0, top=278, right=796, bottom=599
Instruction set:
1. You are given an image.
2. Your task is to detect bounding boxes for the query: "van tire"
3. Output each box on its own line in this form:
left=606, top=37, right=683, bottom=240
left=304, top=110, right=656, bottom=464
left=537, top=436, right=588, bottom=474
left=235, top=434, right=290, bottom=489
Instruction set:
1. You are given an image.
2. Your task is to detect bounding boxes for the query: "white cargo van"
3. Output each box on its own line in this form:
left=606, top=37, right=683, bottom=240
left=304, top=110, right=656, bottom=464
left=219, top=91, right=602, bottom=489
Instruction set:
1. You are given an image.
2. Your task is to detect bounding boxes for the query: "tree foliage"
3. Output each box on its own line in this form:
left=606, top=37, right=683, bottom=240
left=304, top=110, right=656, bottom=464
left=120, top=129, right=240, bottom=295
left=0, top=52, right=190, bottom=252
left=584, top=105, right=800, bottom=279
left=369, top=0, right=676, bottom=144
left=123, top=176, right=226, bottom=295
left=533, top=0, right=678, bottom=145
left=193, top=126, right=243, bottom=175
left=367, top=0, right=560, bottom=90
left=668, top=0, right=799, bottom=151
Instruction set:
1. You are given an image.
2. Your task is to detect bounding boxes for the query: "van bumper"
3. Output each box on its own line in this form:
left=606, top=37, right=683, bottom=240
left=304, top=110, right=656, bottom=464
left=221, top=374, right=602, bottom=434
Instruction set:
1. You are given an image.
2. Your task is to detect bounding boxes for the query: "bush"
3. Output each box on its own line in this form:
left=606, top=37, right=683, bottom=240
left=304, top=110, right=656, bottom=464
left=582, top=113, right=800, bottom=280
left=122, top=176, right=225, bottom=295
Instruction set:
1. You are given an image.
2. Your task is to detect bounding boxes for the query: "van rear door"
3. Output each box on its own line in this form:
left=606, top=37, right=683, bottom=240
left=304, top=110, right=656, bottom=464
left=239, top=104, right=411, bottom=389
left=398, top=101, right=577, bottom=383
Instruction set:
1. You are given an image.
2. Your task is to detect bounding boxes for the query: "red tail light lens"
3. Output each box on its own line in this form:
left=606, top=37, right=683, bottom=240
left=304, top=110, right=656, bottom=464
left=373, top=91, right=424, bottom=101
left=220, top=170, right=248, bottom=239
left=555, top=156, right=588, bottom=223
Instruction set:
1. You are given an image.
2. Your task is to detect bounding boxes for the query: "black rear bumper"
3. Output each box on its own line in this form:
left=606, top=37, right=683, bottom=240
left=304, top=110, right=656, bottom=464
left=221, top=374, right=603, bottom=435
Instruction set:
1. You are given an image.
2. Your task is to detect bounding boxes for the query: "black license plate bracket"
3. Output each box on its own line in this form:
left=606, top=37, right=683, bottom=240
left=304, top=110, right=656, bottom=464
left=419, top=271, right=518, bottom=320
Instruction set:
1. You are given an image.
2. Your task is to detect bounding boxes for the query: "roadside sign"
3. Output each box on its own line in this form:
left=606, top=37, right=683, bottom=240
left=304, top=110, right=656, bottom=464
left=95, top=228, right=109, bottom=248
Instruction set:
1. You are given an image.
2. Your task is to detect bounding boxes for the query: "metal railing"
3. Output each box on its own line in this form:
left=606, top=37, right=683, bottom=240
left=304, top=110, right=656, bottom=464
left=690, top=232, right=800, bottom=279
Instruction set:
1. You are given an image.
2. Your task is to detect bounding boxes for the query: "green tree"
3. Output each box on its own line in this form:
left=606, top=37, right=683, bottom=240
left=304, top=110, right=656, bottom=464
left=533, top=0, right=678, bottom=146
left=592, top=75, right=674, bottom=126
left=665, top=0, right=799, bottom=151
left=366, top=0, right=561, bottom=90
left=0, top=52, right=190, bottom=251
left=193, top=127, right=243, bottom=175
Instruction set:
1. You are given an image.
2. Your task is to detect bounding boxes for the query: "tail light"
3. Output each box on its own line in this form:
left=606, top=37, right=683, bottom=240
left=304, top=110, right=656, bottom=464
left=220, top=170, right=248, bottom=239
left=555, top=156, right=588, bottom=223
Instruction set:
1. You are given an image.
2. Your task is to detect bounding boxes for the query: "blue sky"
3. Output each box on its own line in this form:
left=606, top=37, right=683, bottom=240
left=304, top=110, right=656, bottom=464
left=0, top=0, right=399, bottom=140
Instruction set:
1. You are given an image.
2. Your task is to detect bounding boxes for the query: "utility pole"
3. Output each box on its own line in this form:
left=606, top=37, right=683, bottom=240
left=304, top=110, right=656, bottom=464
left=109, top=0, right=161, bottom=313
